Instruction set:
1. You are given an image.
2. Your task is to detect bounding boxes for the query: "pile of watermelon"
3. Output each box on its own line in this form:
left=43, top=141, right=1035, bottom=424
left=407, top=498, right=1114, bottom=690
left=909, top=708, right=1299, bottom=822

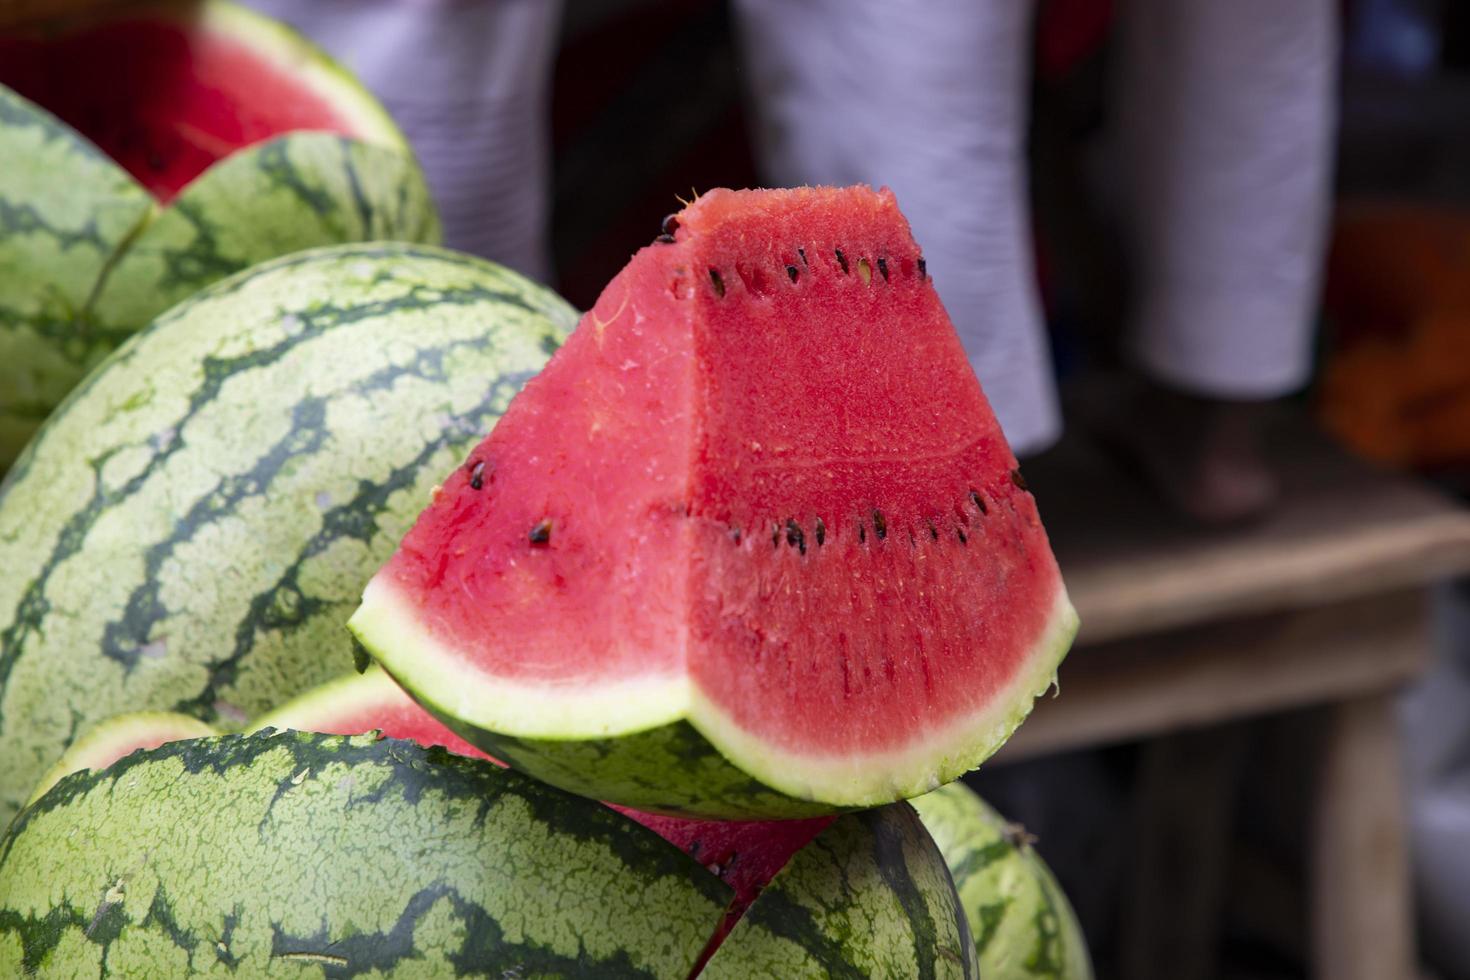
left=0, top=5, right=1088, bottom=976
left=0, top=0, right=439, bottom=467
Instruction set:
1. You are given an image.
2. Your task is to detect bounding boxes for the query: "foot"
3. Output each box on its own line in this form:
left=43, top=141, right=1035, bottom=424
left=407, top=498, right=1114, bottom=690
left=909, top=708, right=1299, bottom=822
left=1099, top=379, right=1280, bottom=526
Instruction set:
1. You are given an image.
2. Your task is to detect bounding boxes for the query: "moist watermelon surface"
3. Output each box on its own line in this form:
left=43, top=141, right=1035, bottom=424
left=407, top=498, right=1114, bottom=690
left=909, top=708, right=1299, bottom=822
left=351, top=186, right=1078, bottom=815
left=0, top=2, right=394, bottom=200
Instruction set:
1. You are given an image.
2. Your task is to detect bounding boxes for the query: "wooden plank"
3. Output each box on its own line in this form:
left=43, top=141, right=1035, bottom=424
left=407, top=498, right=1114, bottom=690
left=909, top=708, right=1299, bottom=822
left=1029, top=414, right=1470, bottom=645
left=994, top=590, right=1428, bottom=764
left=1120, top=726, right=1247, bottom=980
left=1311, top=693, right=1416, bottom=980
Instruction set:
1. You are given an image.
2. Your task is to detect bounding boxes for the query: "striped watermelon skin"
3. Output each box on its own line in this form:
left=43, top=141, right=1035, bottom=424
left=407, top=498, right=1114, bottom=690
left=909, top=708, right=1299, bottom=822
left=0, top=87, right=153, bottom=464
left=701, top=802, right=978, bottom=979
left=0, top=731, right=730, bottom=977
left=0, top=243, right=576, bottom=827
left=912, top=782, right=1093, bottom=979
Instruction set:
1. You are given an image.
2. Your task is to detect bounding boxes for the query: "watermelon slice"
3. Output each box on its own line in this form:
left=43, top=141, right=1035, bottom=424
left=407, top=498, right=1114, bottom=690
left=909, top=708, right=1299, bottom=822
left=349, top=186, right=1079, bottom=817
left=0, top=0, right=402, bottom=201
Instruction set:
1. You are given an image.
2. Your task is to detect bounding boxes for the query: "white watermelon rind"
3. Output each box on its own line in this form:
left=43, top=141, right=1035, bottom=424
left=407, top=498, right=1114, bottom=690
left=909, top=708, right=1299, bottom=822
left=350, top=582, right=1078, bottom=817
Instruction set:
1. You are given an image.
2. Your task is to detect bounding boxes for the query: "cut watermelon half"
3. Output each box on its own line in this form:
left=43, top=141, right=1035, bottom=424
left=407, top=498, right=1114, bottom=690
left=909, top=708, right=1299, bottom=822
left=0, top=0, right=404, bottom=201
left=350, top=186, right=1078, bottom=817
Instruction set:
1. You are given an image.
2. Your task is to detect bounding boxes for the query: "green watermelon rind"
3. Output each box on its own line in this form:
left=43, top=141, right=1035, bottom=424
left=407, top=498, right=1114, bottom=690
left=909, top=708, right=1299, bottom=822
left=699, top=802, right=980, bottom=979
left=0, top=0, right=437, bottom=466
left=0, top=731, right=730, bottom=977
left=351, top=585, right=1078, bottom=817
left=0, top=87, right=155, bottom=464
left=911, top=781, right=1094, bottom=980
left=0, top=243, right=576, bottom=828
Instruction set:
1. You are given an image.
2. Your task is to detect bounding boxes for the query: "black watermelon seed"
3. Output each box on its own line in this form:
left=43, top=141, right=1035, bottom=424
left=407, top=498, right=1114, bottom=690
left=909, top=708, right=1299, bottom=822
left=917, top=257, right=927, bottom=279
left=835, top=249, right=849, bottom=274
left=797, top=247, right=808, bottom=267
left=785, top=519, right=806, bottom=555
left=815, top=517, right=826, bottom=546
left=655, top=233, right=675, bottom=245
left=661, top=213, right=680, bottom=236
left=786, top=265, right=799, bottom=283
left=1011, top=468, right=1029, bottom=491
left=928, top=520, right=939, bottom=541
left=468, top=460, right=487, bottom=490
left=859, top=523, right=867, bottom=544
left=957, top=527, right=968, bottom=544
left=877, top=257, right=889, bottom=281
left=728, top=527, right=742, bottom=543
left=528, top=519, right=552, bottom=545
left=970, top=490, right=988, bottom=516
left=709, top=269, right=725, bottom=297
left=872, top=510, right=887, bottom=540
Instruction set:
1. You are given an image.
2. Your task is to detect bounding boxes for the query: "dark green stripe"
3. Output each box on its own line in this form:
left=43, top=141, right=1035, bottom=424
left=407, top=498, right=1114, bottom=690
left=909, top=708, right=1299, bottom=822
left=736, top=886, right=870, bottom=980
left=256, top=138, right=338, bottom=221
left=869, top=807, right=944, bottom=980
left=948, top=838, right=1015, bottom=883
left=338, top=136, right=377, bottom=233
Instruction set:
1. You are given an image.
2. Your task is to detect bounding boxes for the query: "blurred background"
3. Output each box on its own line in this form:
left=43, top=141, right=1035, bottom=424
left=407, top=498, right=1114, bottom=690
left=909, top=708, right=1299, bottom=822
left=65, top=0, right=1470, bottom=976
left=247, top=1, right=1470, bottom=977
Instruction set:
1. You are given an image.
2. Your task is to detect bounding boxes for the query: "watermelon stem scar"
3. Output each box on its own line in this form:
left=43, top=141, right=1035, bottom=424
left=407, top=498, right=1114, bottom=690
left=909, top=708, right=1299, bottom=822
left=349, top=186, right=1079, bottom=818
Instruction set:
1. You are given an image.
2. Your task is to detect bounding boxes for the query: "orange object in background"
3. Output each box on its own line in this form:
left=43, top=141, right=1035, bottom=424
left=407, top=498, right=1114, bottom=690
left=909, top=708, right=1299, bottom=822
left=1319, top=204, right=1470, bottom=471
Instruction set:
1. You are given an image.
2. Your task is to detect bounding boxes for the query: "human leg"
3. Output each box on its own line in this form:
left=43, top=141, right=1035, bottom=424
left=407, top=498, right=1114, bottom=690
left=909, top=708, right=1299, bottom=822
left=733, top=0, right=1059, bottom=455
left=244, top=0, right=563, bottom=282
left=1108, top=0, right=1338, bottom=521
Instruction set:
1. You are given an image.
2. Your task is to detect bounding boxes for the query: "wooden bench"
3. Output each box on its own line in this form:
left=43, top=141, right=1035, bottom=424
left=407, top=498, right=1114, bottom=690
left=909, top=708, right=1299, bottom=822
left=997, top=415, right=1470, bottom=980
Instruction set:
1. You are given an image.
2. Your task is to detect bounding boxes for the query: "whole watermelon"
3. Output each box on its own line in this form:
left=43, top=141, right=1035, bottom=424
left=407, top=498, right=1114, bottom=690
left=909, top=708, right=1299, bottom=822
left=0, top=0, right=440, bottom=465
left=913, top=781, right=1094, bottom=979
left=0, top=730, right=978, bottom=978
left=0, top=242, right=576, bottom=826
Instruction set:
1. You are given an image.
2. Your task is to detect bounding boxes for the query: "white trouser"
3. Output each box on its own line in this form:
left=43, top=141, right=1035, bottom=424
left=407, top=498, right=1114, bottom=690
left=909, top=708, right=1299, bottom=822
left=734, top=0, right=1338, bottom=454
left=245, top=0, right=562, bottom=285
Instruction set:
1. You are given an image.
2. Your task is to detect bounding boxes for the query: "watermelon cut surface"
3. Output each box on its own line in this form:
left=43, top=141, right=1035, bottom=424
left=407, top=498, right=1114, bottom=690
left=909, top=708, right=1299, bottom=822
left=0, top=1, right=399, bottom=201
left=351, top=186, right=1078, bottom=816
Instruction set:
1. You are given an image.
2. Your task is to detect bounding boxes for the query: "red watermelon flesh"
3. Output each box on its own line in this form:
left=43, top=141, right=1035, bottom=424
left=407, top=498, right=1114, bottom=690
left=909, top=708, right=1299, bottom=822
left=353, top=185, right=1076, bottom=810
left=0, top=7, right=369, bottom=200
